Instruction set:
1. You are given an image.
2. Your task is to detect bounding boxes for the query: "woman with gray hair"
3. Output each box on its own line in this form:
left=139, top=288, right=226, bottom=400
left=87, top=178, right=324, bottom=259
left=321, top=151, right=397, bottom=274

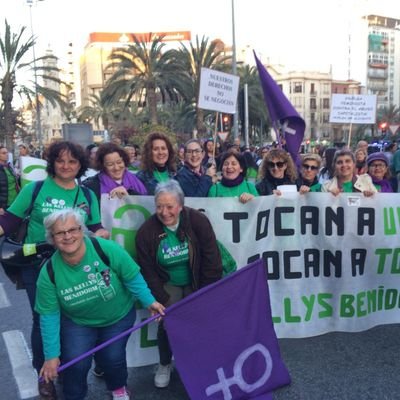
left=35, top=208, right=165, bottom=400
left=135, top=180, right=222, bottom=389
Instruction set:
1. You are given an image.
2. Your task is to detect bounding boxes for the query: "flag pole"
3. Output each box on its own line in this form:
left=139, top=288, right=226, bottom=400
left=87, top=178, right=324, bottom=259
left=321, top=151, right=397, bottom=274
left=347, top=122, right=353, bottom=148
left=213, top=111, right=219, bottom=161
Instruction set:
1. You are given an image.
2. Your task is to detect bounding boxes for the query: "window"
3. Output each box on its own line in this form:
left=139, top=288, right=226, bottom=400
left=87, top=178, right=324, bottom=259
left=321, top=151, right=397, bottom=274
left=322, top=98, right=330, bottom=109
left=294, top=82, right=303, bottom=93
left=310, top=98, right=317, bottom=109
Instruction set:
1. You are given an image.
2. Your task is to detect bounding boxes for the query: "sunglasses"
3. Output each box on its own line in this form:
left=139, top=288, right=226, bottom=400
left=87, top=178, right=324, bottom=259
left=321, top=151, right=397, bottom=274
left=267, top=161, right=286, bottom=169
left=302, top=164, right=319, bottom=171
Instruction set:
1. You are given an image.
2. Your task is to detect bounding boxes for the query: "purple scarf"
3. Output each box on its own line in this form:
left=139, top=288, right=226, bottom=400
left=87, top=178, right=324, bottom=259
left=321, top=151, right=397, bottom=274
left=221, top=174, right=244, bottom=187
left=371, top=177, right=393, bottom=193
left=99, top=170, right=147, bottom=194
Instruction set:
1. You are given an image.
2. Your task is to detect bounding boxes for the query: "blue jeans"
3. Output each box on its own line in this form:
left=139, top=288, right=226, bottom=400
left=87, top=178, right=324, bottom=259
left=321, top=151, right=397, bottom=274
left=20, top=264, right=43, bottom=373
left=61, top=306, right=136, bottom=400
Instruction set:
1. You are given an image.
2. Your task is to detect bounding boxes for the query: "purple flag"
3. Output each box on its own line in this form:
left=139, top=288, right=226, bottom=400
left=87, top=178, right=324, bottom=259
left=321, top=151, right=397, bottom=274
left=163, top=260, right=291, bottom=400
left=254, top=51, right=305, bottom=165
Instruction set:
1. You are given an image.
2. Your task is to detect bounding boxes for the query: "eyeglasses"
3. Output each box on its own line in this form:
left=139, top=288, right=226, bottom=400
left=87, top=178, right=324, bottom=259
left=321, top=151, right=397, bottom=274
left=186, top=149, right=203, bottom=155
left=302, top=164, right=319, bottom=171
left=267, top=161, right=286, bottom=169
left=369, top=163, right=386, bottom=169
left=53, top=226, right=82, bottom=238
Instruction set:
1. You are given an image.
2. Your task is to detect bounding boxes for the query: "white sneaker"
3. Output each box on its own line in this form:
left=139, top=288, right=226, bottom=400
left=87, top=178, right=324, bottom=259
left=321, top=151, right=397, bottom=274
left=154, top=363, right=172, bottom=388
left=112, top=386, right=130, bottom=400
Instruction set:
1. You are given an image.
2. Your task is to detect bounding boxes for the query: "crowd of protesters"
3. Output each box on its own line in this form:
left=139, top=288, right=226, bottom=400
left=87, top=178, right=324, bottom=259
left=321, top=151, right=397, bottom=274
left=0, top=134, right=399, bottom=400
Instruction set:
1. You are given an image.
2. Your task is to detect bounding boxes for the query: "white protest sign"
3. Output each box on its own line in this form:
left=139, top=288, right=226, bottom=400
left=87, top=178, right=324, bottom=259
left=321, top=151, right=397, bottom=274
left=329, top=94, right=377, bottom=124
left=198, top=67, right=240, bottom=114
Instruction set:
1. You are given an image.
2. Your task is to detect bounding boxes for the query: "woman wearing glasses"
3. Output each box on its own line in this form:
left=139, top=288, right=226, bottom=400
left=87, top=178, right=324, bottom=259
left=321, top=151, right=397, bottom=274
left=174, top=139, right=217, bottom=197
left=0, top=141, right=108, bottom=399
left=208, top=150, right=258, bottom=203
left=256, top=149, right=298, bottom=195
left=36, top=208, right=164, bottom=400
left=366, top=152, right=394, bottom=192
left=297, top=153, right=322, bottom=194
left=82, top=142, right=147, bottom=208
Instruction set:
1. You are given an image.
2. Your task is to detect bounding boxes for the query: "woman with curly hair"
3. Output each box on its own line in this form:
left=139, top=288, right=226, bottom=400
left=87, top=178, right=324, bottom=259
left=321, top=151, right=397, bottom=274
left=256, top=148, right=298, bottom=195
left=136, top=132, right=176, bottom=195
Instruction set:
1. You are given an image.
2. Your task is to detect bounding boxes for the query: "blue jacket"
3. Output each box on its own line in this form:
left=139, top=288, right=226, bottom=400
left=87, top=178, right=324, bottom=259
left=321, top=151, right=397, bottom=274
left=174, top=165, right=212, bottom=197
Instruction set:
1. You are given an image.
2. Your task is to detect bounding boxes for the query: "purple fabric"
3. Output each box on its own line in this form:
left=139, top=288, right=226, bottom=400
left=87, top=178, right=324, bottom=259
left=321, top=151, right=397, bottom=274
left=254, top=51, right=305, bottom=166
left=371, top=177, right=393, bottom=193
left=221, top=174, right=244, bottom=187
left=163, top=259, right=290, bottom=399
left=0, top=211, right=22, bottom=235
left=99, top=170, right=147, bottom=195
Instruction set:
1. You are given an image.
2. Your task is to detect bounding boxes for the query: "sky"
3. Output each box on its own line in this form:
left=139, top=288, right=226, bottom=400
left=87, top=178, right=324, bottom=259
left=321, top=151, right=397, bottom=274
left=2, top=0, right=400, bottom=82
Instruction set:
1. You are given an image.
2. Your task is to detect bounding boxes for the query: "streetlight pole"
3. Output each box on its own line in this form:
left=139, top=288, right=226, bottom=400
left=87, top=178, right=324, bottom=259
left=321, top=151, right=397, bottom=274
left=27, top=0, right=43, bottom=152
left=231, top=0, right=239, bottom=140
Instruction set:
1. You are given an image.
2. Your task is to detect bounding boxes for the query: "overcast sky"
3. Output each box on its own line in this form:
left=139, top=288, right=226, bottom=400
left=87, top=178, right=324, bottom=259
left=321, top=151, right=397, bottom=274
left=3, top=0, right=400, bottom=81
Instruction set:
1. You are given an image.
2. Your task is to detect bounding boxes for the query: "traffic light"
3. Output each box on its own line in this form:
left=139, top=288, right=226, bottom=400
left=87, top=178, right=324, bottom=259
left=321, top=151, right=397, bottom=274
left=222, top=114, right=231, bottom=132
left=379, top=121, right=388, bottom=133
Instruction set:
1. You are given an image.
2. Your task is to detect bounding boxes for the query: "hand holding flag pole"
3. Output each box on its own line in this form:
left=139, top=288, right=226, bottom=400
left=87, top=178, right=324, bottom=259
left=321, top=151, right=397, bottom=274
left=39, top=313, right=161, bottom=383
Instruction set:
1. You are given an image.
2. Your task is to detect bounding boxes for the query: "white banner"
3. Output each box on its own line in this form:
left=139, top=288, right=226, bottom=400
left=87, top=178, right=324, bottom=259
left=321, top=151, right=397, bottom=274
left=100, top=193, right=400, bottom=365
left=329, top=94, right=377, bottom=124
left=198, top=67, right=240, bottom=114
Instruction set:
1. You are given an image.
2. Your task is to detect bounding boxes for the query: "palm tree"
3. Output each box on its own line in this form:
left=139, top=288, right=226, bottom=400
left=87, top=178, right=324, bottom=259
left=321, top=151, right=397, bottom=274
left=237, top=64, right=270, bottom=144
left=177, top=36, right=232, bottom=137
left=78, top=93, right=115, bottom=132
left=0, top=19, right=68, bottom=147
left=104, top=34, right=190, bottom=125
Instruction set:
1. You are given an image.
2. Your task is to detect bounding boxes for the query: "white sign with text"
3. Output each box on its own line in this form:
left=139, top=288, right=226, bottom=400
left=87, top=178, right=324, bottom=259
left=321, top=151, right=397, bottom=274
left=330, top=94, right=377, bottom=124
left=198, top=67, right=239, bottom=114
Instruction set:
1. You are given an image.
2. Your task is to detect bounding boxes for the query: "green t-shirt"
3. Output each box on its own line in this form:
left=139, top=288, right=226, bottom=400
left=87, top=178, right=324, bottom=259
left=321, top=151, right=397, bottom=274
left=342, top=181, right=354, bottom=193
left=157, top=226, right=191, bottom=286
left=153, top=169, right=170, bottom=183
left=35, top=237, right=138, bottom=327
left=7, top=177, right=101, bottom=243
left=310, top=182, right=322, bottom=192
left=4, top=167, right=18, bottom=206
left=208, top=180, right=259, bottom=198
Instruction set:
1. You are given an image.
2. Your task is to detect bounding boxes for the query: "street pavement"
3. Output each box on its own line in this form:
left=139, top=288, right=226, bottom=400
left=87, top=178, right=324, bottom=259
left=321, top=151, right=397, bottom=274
left=1, top=264, right=400, bottom=399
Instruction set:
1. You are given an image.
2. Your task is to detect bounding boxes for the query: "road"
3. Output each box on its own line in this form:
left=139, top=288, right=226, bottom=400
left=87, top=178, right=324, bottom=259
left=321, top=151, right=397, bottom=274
left=1, top=265, right=400, bottom=399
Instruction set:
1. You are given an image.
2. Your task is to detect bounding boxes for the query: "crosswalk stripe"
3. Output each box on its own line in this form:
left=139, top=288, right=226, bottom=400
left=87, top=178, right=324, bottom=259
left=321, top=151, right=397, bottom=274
left=0, top=283, right=10, bottom=308
left=2, top=330, right=39, bottom=399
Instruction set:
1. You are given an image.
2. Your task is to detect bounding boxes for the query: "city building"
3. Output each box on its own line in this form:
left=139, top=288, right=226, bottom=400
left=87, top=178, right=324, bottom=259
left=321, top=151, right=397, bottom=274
left=361, top=15, right=400, bottom=110
left=79, top=31, right=192, bottom=112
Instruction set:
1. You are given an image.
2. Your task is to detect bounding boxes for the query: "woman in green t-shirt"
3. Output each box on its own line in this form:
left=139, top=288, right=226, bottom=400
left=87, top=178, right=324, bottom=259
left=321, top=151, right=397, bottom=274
left=36, top=208, right=164, bottom=400
left=0, top=141, right=109, bottom=399
left=208, top=150, right=259, bottom=203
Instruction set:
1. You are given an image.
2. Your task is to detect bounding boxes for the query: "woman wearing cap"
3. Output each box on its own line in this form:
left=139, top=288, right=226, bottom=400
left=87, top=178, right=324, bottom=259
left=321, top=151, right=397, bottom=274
left=256, top=148, right=298, bottom=196
left=322, top=149, right=377, bottom=196
left=366, top=152, right=395, bottom=192
left=297, top=153, right=322, bottom=194
left=208, top=150, right=258, bottom=203
left=36, top=208, right=164, bottom=400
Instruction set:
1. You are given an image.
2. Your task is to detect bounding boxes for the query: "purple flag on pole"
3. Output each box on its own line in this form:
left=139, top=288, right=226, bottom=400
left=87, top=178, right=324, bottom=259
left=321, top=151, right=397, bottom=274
left=254, top=51, right=305, bottom=165
left=163, top=259, right=291, bottom=400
